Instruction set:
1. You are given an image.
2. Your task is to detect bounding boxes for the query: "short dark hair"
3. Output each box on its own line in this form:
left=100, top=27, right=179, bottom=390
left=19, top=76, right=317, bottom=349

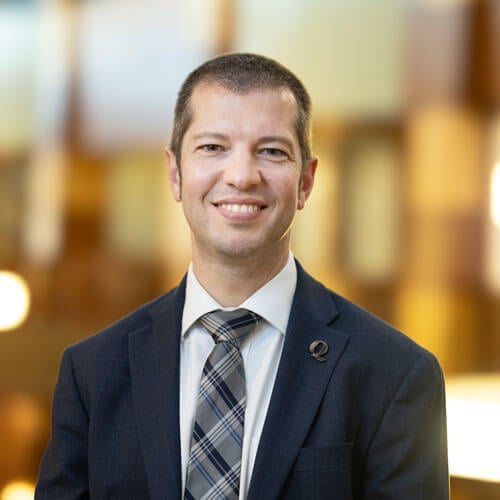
left=170, top=53, right=312, bottom=168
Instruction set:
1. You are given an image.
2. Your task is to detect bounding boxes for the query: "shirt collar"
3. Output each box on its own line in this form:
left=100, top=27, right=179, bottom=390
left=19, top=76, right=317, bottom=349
left=182, top=253, right=297, bottom=336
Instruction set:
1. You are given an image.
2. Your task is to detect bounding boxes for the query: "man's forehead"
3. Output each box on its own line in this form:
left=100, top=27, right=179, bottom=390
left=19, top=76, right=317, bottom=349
left=184, top=84, right=299, bottom=144
left=190, top=81, right=297, bottom=108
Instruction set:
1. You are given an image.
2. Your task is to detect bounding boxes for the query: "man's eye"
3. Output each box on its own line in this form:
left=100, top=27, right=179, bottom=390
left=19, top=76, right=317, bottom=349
left=200, top=144, right=223, bottom=153
left=261, top=148, right=287, bottom=158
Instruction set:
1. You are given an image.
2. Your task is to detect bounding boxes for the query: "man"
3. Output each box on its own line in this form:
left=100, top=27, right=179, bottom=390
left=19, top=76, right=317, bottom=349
left=36, top=53, right=449, bottom=499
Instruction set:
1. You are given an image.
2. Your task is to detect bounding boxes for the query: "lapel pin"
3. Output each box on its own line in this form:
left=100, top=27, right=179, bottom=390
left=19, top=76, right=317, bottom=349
left=309, top=340, right=328, bottom=362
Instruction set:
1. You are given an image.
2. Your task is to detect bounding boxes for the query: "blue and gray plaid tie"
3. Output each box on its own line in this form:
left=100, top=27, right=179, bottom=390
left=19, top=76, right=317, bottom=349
left=185, top=309, right=260, bottom=500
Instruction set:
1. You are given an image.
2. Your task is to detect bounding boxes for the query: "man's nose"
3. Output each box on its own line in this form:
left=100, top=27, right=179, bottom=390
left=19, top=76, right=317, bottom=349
left=222, top=150, right=262, bottom=190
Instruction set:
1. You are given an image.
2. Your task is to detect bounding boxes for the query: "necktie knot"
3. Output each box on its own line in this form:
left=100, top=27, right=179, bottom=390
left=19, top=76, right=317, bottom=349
left=200, top=308, right=260, bottom=347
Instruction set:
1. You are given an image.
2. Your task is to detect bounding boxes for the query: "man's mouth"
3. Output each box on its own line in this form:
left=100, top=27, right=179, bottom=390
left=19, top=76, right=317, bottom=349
left=216, top=203, right=264, bottom=213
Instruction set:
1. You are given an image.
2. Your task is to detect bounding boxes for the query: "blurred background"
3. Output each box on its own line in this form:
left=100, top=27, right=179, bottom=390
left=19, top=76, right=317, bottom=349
left=0, top=0, right=499, bottom=498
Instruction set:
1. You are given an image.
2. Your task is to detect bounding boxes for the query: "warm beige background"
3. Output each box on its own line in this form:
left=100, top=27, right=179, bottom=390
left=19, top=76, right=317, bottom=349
left=0, top=0, right=499, bottom=498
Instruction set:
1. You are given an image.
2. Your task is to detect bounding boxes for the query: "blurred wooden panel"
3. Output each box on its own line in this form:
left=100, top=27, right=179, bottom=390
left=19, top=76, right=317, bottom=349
left=104, top=155, right=166, bottom=260
left=214, top=0, right=236, bottom=53
left=404, top=213, right=483, bottom=287
left=292, top=137, right=340, bottom=280
left=484, top=118, right=500, bottom=294
left=0, top=160, right=27, bottom=261
left=0, top=395, right=47, bottom=490
left=407, top=107, right=483, bottom=214
left=394, top=284, right=485, bottom=372
left=488, top=296, right=500, bottom=370
left=451, top=477, right=500, bottom=500
left=64, top=156, right=105, bottom=217
left=340, top=133, right=401, bottom=282
left=22, top=149, right=65, bottom=264
left=470, top=0, right=500, bottom=107
left=406, top=0, right=473, bottom=106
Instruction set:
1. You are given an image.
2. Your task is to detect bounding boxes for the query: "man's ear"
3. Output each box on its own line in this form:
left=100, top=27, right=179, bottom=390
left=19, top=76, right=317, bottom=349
left=298, top=157, right=318, bottom=210
left=165, top=148, right=181, bottom=202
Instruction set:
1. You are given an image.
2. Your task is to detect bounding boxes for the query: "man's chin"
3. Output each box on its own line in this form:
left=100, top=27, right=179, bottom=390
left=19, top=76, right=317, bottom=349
left=209, top=238, right=275, bottom=262
left=216, top=245, right=260, bottom=261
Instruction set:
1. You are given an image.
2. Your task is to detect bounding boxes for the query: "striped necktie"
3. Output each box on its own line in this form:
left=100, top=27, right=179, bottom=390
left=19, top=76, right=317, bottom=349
left=185, top=309, right=261, bottom=500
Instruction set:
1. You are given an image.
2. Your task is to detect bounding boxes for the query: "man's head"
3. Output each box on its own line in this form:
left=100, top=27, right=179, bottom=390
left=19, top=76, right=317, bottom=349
left=166, top=53, right=317, bottom=278
left=170, top=53, right=312, bottom=169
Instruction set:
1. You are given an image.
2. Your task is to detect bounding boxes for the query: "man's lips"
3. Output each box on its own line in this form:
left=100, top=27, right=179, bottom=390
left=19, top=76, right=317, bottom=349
left=217, top=203, right=263, bottom=213
left=212, top=200, right=267, bottom=213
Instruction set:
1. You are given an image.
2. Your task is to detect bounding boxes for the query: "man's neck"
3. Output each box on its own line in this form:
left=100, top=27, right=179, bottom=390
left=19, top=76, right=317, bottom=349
left=191, top=251, right=290, bottom=307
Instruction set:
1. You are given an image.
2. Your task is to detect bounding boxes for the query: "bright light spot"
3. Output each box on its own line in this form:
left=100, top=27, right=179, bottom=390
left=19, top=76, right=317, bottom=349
left=0, top=271, right=31, bottom=331
left=491, top=162, right=500, bottom=229
left=447, top=374, right=500, bottom=483
left=0, top=480, right=35, bottom=500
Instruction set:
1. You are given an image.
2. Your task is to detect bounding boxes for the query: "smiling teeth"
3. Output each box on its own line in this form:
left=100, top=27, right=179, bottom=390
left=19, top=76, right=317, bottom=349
left=219, top=204, right=260, bottom=213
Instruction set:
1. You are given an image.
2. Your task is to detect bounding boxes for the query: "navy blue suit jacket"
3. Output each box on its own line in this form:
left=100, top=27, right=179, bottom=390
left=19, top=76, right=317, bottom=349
left=36, top=262, right=449, bottom=499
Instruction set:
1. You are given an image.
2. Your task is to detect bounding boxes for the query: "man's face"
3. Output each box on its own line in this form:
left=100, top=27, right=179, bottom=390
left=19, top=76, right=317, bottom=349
left=167, top=82, right=316, bottom=264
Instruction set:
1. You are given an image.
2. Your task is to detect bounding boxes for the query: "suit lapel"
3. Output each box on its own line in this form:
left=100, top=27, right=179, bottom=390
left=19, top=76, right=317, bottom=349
left=247, top=264, right=350, bottom=500
left=129, top=278, right=186, bottom=499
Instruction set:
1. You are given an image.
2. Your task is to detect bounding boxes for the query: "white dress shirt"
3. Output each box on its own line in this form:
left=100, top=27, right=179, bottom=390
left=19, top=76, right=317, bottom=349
left=179, top=253, right=297, bottom=499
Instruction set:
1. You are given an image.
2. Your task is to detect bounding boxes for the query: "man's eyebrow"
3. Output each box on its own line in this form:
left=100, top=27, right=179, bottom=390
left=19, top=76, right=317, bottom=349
left=191, top=132, right=228, bottom=141
left=258, top=135, right=295, bottom=151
